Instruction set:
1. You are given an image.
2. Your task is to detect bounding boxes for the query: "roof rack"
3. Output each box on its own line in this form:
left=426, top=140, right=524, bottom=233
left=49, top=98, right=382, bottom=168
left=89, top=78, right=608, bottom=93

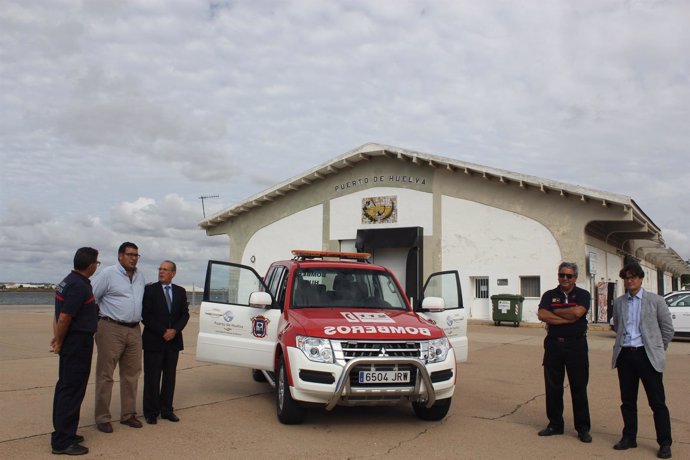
left=291, top=249, right=371, bottom=261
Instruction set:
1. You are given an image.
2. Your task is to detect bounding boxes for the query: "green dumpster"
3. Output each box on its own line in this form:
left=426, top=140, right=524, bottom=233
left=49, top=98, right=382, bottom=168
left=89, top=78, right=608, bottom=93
left=490, top=294, right=525, bottom=327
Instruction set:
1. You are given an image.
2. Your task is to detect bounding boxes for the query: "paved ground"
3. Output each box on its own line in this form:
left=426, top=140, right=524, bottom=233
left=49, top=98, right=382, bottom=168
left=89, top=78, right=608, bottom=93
left=0, top=306, right=688, bottom=459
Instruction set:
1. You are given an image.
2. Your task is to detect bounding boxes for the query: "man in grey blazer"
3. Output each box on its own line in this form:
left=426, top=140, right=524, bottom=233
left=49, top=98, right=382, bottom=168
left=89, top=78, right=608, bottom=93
left=611, top=262, right=674, bottom=459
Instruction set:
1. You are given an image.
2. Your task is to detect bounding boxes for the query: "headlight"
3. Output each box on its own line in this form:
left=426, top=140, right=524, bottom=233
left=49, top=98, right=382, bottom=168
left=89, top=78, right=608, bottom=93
left=296, top=335, right=334, bottom=363
left=424, top=337, right=450, bottom=363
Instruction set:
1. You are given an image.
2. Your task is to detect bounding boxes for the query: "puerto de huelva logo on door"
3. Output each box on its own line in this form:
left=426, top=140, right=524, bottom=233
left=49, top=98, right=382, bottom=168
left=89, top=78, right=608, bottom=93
left=362, top=196, right=397, bottom=224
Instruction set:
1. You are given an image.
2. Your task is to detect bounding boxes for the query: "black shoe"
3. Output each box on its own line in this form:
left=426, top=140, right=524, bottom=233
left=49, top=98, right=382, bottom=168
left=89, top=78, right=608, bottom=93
left=52, top=443, right=89, bottom=455
left=161, top=413, right=179, bottom=422
left=73, top=435, right=84, bottom=444
left=578, top=431, right=592, bottom=443
left=538, top=426, right=564, bottom=436
left=145, top=417, right=157, bottom=425
left=613, top=438, right=637, bottom=450
left=657, top=445, right=672, bottom=459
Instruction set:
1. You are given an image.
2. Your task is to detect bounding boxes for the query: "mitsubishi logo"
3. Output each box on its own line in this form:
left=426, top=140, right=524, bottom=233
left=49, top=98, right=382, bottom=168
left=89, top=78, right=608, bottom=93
left=378, top=347, right=388, bottom=357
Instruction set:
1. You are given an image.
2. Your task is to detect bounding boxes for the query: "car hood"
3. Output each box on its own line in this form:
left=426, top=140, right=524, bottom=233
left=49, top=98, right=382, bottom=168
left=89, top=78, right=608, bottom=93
left=288, top=308, right=444, bottom=340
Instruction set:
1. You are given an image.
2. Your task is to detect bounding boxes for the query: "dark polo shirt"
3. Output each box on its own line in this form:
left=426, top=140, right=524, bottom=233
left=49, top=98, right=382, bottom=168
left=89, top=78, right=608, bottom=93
left=55, top=270, right=98, bottom=334
left=538, top=285, right=591, bottom=337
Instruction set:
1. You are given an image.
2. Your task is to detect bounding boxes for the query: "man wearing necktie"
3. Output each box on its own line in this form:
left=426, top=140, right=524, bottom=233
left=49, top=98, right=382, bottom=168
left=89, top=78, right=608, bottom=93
left=141, top=260, right=189, bottom=425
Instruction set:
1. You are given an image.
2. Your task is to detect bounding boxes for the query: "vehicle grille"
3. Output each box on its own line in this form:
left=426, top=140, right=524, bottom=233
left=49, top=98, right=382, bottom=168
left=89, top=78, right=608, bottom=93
left=333, top=340, right=422, bottom=362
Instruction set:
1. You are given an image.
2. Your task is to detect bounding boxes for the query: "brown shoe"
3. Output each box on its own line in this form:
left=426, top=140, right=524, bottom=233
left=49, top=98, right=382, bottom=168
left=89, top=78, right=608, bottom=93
left=120, top=416, right=143, bottom=428
left=96, top=422, right=113, bottom=433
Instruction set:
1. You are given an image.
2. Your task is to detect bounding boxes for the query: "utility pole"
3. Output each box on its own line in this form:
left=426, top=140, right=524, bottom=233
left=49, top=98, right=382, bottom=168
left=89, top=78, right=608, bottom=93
left=199, top=195, right=219, bottom=218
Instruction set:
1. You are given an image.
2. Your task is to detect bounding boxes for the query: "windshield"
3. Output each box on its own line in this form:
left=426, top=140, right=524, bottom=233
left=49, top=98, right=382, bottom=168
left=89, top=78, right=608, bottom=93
left=667, top=293, right=690, bottom=306
left=292, top=267, right=406, bottom=310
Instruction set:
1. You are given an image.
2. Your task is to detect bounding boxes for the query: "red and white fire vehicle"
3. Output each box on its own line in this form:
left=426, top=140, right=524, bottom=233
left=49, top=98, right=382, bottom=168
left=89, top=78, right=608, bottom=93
left=196, top=250, right=467, bottom=424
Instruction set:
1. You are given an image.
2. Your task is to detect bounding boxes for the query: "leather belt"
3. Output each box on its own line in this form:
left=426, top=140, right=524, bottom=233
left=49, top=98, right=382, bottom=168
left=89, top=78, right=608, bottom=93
left=550, top=335, right=585, bottom=342
left=99, top=316, right=139, bottom=328
left=622, top=346, right=644, bottom=351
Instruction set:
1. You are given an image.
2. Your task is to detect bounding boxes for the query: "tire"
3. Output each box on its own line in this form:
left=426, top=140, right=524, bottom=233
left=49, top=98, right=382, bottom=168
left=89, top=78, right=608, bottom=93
left=412, top=398, right=452, bottom=421
left=276, top=356, right=306, bottom=424
left=252, top=369, right=267, bottom=382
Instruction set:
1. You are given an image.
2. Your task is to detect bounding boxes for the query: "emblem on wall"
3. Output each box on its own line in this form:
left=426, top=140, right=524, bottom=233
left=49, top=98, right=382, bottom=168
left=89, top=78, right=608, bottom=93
left=251, top=315, right=270, bottom=338
left=362, top=196, right=397, bottom=224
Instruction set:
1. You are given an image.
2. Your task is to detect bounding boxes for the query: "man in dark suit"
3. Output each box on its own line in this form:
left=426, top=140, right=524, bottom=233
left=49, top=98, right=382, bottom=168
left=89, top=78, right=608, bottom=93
left=142, top=260, right=189, bottom=425
left=611, top=261, right=674, bottom=459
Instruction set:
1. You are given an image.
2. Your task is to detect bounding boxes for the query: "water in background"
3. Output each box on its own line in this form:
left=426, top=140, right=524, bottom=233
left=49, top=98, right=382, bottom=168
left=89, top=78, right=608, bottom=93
left=0, top=291, right=54, bottom=305
left=0, top=290, right=201, bottom=308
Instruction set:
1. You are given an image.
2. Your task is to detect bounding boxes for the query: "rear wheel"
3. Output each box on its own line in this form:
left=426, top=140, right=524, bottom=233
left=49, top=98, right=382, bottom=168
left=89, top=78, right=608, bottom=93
left=276, top=356, right=305, bottom=424
left=412, top=398, right=452, bottom=421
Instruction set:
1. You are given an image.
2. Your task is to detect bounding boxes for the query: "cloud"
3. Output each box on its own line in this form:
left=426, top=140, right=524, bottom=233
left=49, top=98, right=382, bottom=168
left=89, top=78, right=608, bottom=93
left=0, top=194, right=225, bottom=284
left=0, top=0, right=688, bottom=286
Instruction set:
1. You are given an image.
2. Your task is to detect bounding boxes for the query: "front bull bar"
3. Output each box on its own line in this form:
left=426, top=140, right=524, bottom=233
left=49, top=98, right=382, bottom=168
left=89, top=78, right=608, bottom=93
left=325, top=357, right=436, bottom=410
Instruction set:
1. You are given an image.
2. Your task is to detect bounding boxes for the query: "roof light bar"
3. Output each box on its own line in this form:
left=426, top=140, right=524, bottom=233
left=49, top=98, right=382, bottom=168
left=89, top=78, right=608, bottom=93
left=291, top=250, right=371, bottom=261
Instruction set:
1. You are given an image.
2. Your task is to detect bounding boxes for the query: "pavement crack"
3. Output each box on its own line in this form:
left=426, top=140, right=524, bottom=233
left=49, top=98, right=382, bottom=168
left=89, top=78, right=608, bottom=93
left=474, top=394, right=543, bottom=421
left=346, top=415, right=449, bottom=459
left=0, top=363, right=213, bottom=394
left=0, top=390, right=274, bottom=444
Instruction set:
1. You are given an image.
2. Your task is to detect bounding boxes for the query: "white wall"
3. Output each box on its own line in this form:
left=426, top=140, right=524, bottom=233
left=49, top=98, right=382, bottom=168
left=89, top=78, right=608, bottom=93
left=441, top=196, right=561, bottom=322
left=242, top=205, right=324, bottom=275
left=663, top=273, right=674, bottom=294
left=639, top=261, right=659, bottom=293
left=329, top=188, right=433, bottom=240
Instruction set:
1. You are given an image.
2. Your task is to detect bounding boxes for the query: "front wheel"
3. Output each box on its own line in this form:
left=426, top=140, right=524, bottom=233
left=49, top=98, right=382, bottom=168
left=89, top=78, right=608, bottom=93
left=412, top=398, right=452, bottom=421
left=276, top=356, right=306, bottom=424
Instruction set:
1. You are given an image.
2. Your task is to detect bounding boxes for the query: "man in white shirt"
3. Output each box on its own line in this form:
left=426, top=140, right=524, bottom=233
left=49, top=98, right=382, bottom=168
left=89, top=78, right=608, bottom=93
left=92, top=242, right=146, bottom=433
left=611, top=262, right=674, bottom=459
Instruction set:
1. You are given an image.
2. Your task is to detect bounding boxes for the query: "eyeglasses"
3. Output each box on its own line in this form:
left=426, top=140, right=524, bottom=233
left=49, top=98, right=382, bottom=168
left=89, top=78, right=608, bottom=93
left=623, top=276, right=639, bottom=281
left=558, top=273, right=575, bottom=279
left=123, top=253, right=140, bottom=258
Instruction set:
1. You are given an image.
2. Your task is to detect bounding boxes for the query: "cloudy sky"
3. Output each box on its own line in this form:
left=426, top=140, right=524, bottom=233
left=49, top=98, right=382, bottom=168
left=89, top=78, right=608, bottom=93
left=1, top=0, right=688, bottom=286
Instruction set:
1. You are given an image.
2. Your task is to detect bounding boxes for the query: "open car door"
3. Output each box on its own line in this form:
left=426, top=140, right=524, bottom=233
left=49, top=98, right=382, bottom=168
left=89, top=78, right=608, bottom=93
left=418, top=270, right=468, bottom=363
left=196, top=260, right=281, bottom=370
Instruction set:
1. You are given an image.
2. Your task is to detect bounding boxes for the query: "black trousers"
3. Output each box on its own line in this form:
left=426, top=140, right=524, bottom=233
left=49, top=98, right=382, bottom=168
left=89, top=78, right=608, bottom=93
left=616, top=347, right=672, bottom=446
left=143, top=346, right=180, bottom=418
left=542, top=335, right=590, bottom=433
left=51, top=332, right=94, bottom=450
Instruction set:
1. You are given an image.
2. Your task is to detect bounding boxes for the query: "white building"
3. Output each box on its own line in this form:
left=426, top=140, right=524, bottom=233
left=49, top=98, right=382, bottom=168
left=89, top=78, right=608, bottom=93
left=199, top=143, right=689, bottom=324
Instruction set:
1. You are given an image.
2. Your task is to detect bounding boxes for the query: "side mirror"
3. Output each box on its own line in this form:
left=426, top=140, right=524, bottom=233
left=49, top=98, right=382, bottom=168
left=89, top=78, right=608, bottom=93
left=421, top=296, right=445, bottom=312
left=249, top=291, right=272, bottom=308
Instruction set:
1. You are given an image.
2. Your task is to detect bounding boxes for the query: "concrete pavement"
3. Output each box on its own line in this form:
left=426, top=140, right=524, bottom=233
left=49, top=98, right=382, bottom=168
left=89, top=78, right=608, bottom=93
left=0, top=306, right=688, bottom=459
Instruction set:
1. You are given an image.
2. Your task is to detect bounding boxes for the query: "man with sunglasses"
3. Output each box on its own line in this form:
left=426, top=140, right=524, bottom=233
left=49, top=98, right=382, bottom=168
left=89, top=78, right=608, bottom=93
left=537, top=262, right=592, bottom=443
left=611, top=262, right=673, bottom=459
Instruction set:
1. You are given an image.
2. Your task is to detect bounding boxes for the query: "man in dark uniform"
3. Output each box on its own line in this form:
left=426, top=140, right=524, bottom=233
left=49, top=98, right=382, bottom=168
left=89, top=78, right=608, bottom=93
left=537, top=262, right=592, bottom=443
left=50, top=247, right=100, bottom=455
left=142, top=260, right=189, bottom=425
